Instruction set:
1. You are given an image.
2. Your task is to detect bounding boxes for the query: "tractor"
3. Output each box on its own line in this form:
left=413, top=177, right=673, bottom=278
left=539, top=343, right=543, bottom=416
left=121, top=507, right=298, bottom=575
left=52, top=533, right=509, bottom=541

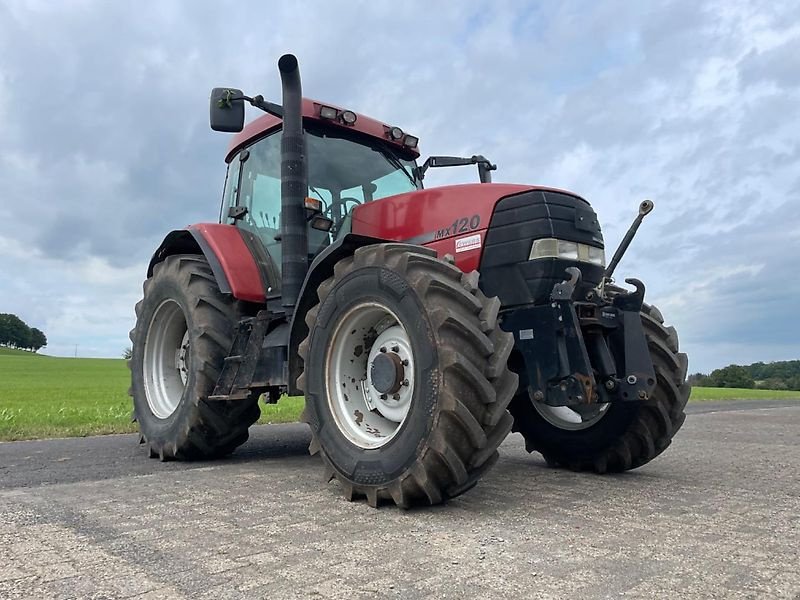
left=129, top=54, right=689, bottom=508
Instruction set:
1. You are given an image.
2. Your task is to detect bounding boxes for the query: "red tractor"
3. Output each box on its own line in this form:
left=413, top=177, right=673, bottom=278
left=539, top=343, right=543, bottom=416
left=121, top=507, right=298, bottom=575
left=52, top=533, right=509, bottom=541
left=129, top=55, right=689, bottom=507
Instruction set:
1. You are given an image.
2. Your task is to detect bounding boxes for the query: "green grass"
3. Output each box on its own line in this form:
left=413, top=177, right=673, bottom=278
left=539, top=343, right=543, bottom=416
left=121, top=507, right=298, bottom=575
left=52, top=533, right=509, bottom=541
left=0, top=347, right=36, bottom=356
left=1, top=349, right=797, bottom=441
left=689, top=387, right=799, bottom=401
left=0, top=352, right=135, bottom=441
left=0, top=350, right=303, bottom=441
left=259, top=396, right=305, bottom=424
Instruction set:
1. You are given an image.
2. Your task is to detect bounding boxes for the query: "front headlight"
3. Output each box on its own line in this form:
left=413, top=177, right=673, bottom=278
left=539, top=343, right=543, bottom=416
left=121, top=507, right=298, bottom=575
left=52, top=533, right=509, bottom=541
left=529, top=238, right=605, bottom=266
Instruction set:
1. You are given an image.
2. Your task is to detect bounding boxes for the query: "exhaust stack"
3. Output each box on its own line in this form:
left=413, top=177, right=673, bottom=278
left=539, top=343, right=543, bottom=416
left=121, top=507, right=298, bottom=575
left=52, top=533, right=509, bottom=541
left=278, top=54, right=308, bottom=316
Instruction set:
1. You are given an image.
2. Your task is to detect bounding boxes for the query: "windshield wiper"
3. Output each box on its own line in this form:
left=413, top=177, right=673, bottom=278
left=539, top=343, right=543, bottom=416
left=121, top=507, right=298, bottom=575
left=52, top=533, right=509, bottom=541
left=379, top=150, right=418, bottom=188
left=308, top=184, right=327, bottom=207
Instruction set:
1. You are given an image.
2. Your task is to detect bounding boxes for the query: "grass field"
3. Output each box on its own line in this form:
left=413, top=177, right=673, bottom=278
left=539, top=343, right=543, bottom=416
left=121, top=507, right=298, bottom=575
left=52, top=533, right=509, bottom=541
left=0, top=348, right=303, bottom=441
left=689, top=386, right=800, bottom=401
left=1, top=347, right=797, bottom=441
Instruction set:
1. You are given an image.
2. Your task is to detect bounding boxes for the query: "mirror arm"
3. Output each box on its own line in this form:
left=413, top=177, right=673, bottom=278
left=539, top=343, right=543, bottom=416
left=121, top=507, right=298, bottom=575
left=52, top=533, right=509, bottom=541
left=415, top=157, right=434, bottom=181
left=220, top=93, right=283, bottom=118
left=472, top=155, right=497, bottom=184
left=249, top=95, right=283, bottom=118
left=416, top=155, right=497, bottom=183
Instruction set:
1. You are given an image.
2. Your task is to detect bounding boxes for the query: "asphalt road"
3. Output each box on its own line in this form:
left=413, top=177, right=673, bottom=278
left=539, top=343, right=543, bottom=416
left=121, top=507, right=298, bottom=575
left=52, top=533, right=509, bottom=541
left=1, top=399, right=798, bottom=599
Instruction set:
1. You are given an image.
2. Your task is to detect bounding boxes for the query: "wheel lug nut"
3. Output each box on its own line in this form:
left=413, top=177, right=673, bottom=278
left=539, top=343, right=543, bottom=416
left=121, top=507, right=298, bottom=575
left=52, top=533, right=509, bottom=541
left=402, top=379, right=409, bottom=387
left=392, top=393, right=400, bottom=400
left=380, top=393, right=387, bottom=400
left=380, top=346, right=387, bottom=353
left=402, top=359, right=409, bottom=366
left=391, top=345, right=399, bottom=353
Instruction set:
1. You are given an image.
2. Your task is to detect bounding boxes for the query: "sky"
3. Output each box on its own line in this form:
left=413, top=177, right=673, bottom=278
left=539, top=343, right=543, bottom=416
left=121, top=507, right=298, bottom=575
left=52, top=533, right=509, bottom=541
left=0, top=0, right=798, bottom=373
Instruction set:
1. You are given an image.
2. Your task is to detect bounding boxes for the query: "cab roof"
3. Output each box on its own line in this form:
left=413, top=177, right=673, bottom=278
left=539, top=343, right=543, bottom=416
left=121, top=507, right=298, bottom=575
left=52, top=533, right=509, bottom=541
left=225, top=98, right=420, bottom=163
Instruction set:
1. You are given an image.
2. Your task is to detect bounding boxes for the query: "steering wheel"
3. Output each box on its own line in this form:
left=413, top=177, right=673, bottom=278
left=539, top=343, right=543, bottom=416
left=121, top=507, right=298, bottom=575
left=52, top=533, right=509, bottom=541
left=325, top=196, right=362, bottom=217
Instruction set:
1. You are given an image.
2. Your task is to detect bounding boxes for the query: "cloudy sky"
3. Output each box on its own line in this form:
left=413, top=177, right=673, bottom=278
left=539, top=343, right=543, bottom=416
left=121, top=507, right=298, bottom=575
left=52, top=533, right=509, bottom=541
left=0, top=0, right=798, bottom=373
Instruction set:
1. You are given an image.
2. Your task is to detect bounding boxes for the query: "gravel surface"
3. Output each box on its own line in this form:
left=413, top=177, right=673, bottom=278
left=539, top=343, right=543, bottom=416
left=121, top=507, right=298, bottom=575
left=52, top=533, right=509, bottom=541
left=1, top=400, right=798, bottom=599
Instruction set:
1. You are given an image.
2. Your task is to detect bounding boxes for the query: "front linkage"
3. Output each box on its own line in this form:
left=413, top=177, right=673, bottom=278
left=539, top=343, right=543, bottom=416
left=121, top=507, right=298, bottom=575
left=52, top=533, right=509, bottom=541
left=505, top=268, right=656, bottom=408
left=506, top=200, right=659, bottom=410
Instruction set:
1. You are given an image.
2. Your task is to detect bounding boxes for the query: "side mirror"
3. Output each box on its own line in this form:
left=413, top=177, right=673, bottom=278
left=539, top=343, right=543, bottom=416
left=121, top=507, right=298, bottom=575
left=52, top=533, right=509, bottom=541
left=210, top=88, right=245, bottom=132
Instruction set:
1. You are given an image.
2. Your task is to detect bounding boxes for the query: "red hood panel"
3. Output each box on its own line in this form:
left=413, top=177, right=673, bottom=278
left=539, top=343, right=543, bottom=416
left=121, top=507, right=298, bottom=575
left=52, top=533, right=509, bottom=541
left=351, top=183, right=584, bottom=273
left=351, top=183, right=534, bottom=243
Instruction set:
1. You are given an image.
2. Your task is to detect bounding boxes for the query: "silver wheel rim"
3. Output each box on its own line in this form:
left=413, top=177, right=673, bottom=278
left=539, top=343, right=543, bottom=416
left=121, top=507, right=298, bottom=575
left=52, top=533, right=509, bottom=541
left=143, top=299, right=189, bottom=419
left=532, top=398, right=610, bottom=431
left=325, top=302, right=415, bottom=449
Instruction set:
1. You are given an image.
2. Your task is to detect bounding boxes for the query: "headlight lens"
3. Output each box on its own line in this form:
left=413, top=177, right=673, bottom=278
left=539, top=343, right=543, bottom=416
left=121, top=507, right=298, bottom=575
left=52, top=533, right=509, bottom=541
left=529, top=238, right=605, bottom=266
left=587, top=245, right=605, bottom=266
left=558, top=240, right=579, bottom=260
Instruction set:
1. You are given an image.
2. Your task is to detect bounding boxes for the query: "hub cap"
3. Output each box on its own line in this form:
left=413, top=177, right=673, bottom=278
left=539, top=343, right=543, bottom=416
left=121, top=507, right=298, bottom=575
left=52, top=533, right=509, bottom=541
left=143, top=299, right=189, bottom=419
left=325, top=303, right=415, bottom=449
left=532, top=398, right=610, bottom=431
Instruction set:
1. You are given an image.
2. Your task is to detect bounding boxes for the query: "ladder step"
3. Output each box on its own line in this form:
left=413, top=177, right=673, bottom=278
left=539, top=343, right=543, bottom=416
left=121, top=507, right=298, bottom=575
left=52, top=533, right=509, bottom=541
left=208, top=390, right=252, bottom=401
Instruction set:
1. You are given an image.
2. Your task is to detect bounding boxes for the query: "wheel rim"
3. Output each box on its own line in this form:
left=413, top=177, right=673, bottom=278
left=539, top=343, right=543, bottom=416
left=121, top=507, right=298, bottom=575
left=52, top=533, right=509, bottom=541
left=325, top=302, right=415, bottom=449
left=143, top=299, right=189, bottom=419
left=532, top=399, right=610, bottom=431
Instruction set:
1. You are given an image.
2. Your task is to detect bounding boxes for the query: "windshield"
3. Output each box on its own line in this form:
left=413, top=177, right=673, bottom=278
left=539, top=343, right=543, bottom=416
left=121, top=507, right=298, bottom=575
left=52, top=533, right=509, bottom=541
left=305, top=127, right=420, bottom=203
left=305, top=127, right=421, bottom=241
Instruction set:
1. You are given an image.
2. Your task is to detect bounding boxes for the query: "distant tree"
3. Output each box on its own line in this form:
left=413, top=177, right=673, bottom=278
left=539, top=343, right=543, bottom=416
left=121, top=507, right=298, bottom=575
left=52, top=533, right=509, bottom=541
left=687, top=372, right=711, bottom=387
left=29, top=328, right=47, bottom=352
left=123, top=346, right=133, bottom=360
left=690, top=361, right=799, bottom=390
left=757, top=377, right=787, bottom=391
left=708, top=364, right=755, bottom=389
left=748, top=361, right=768, bottom=380
left=0, top=313, right=32, bottom=349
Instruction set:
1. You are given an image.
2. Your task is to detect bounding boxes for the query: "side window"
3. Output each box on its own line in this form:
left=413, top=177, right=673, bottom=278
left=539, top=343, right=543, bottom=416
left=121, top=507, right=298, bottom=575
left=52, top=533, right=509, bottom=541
left=239, top=133, right=282, bottom=237
left=219, top=157, right=241, bottom=223
left=230, top=129, right=340, bottom=265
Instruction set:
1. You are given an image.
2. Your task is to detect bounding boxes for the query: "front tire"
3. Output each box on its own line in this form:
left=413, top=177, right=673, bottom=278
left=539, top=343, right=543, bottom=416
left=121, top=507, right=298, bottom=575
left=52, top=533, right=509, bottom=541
left=129, top=254, right=260, bottom=460
left=509, top=302, right=690, bottom=472
left=298, top=244, right=518, bottom=508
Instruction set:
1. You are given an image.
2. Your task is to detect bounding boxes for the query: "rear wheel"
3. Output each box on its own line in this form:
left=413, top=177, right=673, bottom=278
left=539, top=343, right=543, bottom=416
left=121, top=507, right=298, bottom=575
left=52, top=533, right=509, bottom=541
left=298, top=244, right=518, bottom=508
left=129, top=254, right=260, bottom=460
left=510, top=302, right=690, bottom=472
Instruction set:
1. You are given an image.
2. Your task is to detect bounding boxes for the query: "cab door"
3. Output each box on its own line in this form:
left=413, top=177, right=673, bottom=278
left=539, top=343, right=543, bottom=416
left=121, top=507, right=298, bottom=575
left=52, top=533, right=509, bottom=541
left=222, top=130, right=283, bottom=297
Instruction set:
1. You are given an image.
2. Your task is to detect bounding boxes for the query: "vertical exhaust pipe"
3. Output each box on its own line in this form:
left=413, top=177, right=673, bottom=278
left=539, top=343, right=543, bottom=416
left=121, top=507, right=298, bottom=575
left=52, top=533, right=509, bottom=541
left=278, top=54, right=308, bottom=316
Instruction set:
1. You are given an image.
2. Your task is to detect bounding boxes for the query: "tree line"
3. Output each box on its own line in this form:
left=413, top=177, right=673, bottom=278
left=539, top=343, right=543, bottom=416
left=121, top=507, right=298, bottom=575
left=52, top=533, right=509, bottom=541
left=0, top=313, right=47, bottom=352
left=689, top=360, right=800, bottom=391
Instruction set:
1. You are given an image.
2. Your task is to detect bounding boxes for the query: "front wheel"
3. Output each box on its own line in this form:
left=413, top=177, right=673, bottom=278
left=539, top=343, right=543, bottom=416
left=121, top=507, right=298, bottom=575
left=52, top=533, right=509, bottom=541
left=298, top=244, right=518, bottom=508
left=509, top=302, right=690, bottom=472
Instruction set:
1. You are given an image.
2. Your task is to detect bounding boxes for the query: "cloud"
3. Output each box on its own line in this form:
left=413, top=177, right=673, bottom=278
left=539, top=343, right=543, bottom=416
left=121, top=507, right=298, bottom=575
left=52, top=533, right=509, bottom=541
left=0, top=0, right=798, bottom=373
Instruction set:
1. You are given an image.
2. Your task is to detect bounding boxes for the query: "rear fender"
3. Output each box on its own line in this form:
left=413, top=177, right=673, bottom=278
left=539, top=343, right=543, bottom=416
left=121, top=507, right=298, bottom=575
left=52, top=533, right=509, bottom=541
left=148, top=224, right=266, bottom=304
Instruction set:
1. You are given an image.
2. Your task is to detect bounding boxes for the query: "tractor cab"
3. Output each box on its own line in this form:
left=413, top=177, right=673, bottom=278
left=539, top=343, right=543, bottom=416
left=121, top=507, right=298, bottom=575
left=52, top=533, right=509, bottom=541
left=218, top=100, right=422, bottom=272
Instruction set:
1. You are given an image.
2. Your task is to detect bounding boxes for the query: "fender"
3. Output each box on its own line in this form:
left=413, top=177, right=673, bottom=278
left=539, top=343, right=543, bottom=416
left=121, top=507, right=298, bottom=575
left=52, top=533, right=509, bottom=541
left=287, top=233, right=390, bottom=395
left=148, top=224, right=266, bottom=304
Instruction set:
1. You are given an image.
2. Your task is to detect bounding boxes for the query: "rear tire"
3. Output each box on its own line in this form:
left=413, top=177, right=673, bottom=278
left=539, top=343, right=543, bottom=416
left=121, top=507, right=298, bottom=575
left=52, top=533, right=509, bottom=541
left=509, top=302, right=690, bottom=472
left=129, top=254, right=260, bottom=460
left=298, top=244, right=518, bottom=507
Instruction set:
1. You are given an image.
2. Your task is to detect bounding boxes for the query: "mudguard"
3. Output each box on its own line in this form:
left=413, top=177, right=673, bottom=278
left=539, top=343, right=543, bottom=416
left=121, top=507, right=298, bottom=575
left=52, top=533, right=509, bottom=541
left=148, top=224, right=266, bottom=304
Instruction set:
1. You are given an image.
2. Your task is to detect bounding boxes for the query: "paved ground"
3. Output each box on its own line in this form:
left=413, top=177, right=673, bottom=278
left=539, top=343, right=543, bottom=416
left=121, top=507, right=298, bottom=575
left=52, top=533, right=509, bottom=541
left=1, top=400, right=798, bottom=599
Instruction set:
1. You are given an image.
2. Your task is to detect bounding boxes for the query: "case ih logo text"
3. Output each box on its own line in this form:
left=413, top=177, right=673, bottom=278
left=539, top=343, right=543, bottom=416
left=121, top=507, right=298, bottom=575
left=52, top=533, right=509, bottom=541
left=455, top=233, right=482, bottom=253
